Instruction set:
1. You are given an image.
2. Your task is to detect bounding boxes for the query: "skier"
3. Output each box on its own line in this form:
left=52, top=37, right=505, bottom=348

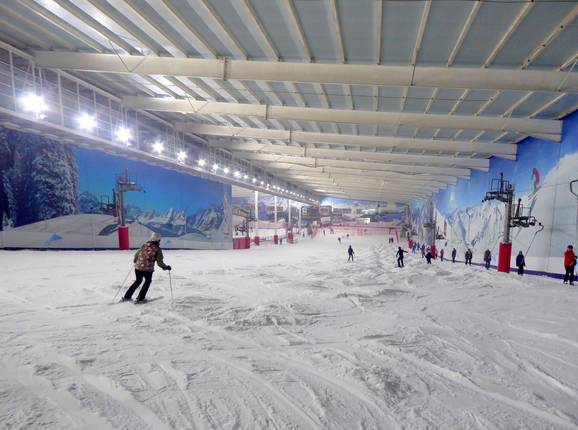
left=348, top=245, right=355, bottom=262
left=440, top=249, right=445, bottom=262
left=464, top=249, right=473, bottom=266
left=451, top=248, right=457, bottom=263
left=516, top=251, right=526, bottom=276
left=483, top=249, right=492, bottom=270
left=425, top=250, right=432, bottom=264
left=396, top=247, right=408, bottom=268
left=338, top=236, right=341, bottom=244
left=123, top=232, right=171, bottom=304
left=563, top=245, right=576, bottom=285
left=421, top=244, right=426, bottom=258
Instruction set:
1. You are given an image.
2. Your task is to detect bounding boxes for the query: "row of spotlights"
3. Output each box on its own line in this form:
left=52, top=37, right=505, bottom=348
left=196, top=159, right=308, bottom=198
left=19, top=94, right=308, bottom=199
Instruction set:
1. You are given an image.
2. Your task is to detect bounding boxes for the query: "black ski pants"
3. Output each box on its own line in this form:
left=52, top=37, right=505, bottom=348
left=125, top=269, right=153, bottom=300
left=564, top=264, right=575, bottom=284
left=348, top=254, right=354, bottom=261
left=465, top=258, right=472, bottom=266
left=517, top=265, right=524, bottom=276
left=397, top=257, right=404, bottom=268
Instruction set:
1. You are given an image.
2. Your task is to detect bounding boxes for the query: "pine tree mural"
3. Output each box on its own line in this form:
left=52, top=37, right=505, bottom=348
left=0, top=127, right=79, bottom=229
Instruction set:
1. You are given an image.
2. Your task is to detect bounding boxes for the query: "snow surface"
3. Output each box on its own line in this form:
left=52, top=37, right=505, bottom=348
left=1, top=236, right=578, bottom=429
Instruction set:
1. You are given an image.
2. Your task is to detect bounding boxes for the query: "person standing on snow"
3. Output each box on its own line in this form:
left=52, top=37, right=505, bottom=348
left=440, top=249, right=445, bottom=262
left=563, top=245, right=576, bottom=285
left=465, top=249, right=473, bottom=266
left=516, top=251, right=526, bottom=276
left=122, top=232, right=171, bottom=303
left=348, top=245, right=355, bottom=262
left=451, top=248, right=457, bottom=263
left=421, top=244, right=426, bottom=258
left=338, top=236, right=341, bottom=244
left=425, top=249, right=432, bottom=264
left=396, top=247, right=408, bottom=268
left=483, top=249, right=492, bottom=270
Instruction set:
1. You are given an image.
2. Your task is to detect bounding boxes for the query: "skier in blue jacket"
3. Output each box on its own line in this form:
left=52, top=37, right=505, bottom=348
left=516, top=251, right=526, bottom=276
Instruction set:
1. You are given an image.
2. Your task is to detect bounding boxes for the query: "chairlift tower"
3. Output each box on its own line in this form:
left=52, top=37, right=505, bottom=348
left=114, top=168, right=143, bottom=250
left=483, top=173, right=541, bottom=272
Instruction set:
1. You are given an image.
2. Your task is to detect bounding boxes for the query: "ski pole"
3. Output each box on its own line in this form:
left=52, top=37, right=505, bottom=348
left=169, top=270, right=174, bottom=303
left=112, top=266, right=133, bottom=302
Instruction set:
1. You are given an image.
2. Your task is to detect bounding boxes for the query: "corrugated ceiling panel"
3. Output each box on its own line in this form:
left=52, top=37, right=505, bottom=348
left=212, top=0, right=271, bottom=60
left=249, top=0, right=302, bottom=61
left=337, top=0, right=374, bottom=63
left=380, top=1, right=422, bottom=64
left=493, top=3, right=576, bottom=67
left=454, top=2, right=523, bottom=66
left=530, top=21, right=578, bottom=69
left=482, top=91, right=525, bottom=116
left=293, top=0, right=338, bottom=62
left=536, top=94, right=578, bottom=119
left=418, top=1, right=471, bottom=65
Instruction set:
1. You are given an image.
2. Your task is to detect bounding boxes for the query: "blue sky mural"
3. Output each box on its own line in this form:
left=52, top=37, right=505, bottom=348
left=76, top=148, right=224, bottom=215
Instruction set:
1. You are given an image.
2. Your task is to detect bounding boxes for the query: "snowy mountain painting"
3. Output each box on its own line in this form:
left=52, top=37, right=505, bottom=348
left=411, top=110, right=578, bottom=275
left=0, top=126, right=232, bottom=249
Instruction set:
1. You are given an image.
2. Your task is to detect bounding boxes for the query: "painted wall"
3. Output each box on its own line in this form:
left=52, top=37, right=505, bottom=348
left=0, top=126, right=232, bottom=249
left=410, top=110, right=578, bottom=275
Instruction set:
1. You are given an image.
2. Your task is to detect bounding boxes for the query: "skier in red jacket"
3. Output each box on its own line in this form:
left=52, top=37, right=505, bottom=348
left=563, top=245, right=576, bottom=285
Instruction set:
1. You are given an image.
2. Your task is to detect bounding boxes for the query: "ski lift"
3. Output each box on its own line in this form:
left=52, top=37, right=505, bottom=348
left=510, top=198, right=540, bottom=229
left=483, top=173, right=513, bottom=204
left=99, top=195, right=114, bottom=214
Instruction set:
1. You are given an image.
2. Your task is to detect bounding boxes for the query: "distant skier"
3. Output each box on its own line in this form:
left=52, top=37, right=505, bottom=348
left=425, top=250, right=432, bottom=264
left=421, top=244, right=426, bottom=258
left=396, top=247, right=408, bottom=268
left=451, top=248, right=457, bottom=263
left=483, top=249, right=492, bottom=270
left=338, top=236, right=341, bottom=244
left=440, top=249, right=445, bottom=262
left=123, top=232, right=171, bottom=304
left=348, top=245, right=355, bottom=262
left=323, top=229, right=326, bottom=236
left=465, top=249, right=473, bottom=266
left=563, top=245, right=576, bottom=285
left=516, top=251, right=526, bottom=276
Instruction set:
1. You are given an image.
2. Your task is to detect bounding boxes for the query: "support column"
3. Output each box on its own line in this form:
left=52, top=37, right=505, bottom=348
left=273, top=195, right=279, bottom=244
left=254, top=190, right=260, bottom=246
left=298, top=203, right=302, bottom=235
left=288, top=199, right=294, bottom=243
left=498, top=194, right=513, bottom=273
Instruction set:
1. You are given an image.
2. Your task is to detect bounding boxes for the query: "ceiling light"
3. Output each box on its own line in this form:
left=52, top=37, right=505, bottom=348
left=20, top=92, right=47, bottom=118
left=152, top=141, right=164, bottom=154
left=198, top=159, right=206, bottom=167
left=77, top=113, right=96, bottom=132
left=177, top=150, right=187, bottom=163
left=115, top=127, right=132, bottom=145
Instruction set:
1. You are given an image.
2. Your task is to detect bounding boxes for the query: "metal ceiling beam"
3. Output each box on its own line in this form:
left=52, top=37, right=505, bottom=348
left=238, top=155, right=471, bottom=177
left=219, top=143, right=490, bottom=170
left=177, top=123, right=517, bottom=157
left=123, top=96, right=561, bottom=138
left=263, top=164, right=460, bottom=183
left=34, top=52, right=578, bottom=94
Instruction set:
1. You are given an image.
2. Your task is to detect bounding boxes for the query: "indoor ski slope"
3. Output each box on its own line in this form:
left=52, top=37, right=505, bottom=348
left=1, top=236, right=577, bottom=429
